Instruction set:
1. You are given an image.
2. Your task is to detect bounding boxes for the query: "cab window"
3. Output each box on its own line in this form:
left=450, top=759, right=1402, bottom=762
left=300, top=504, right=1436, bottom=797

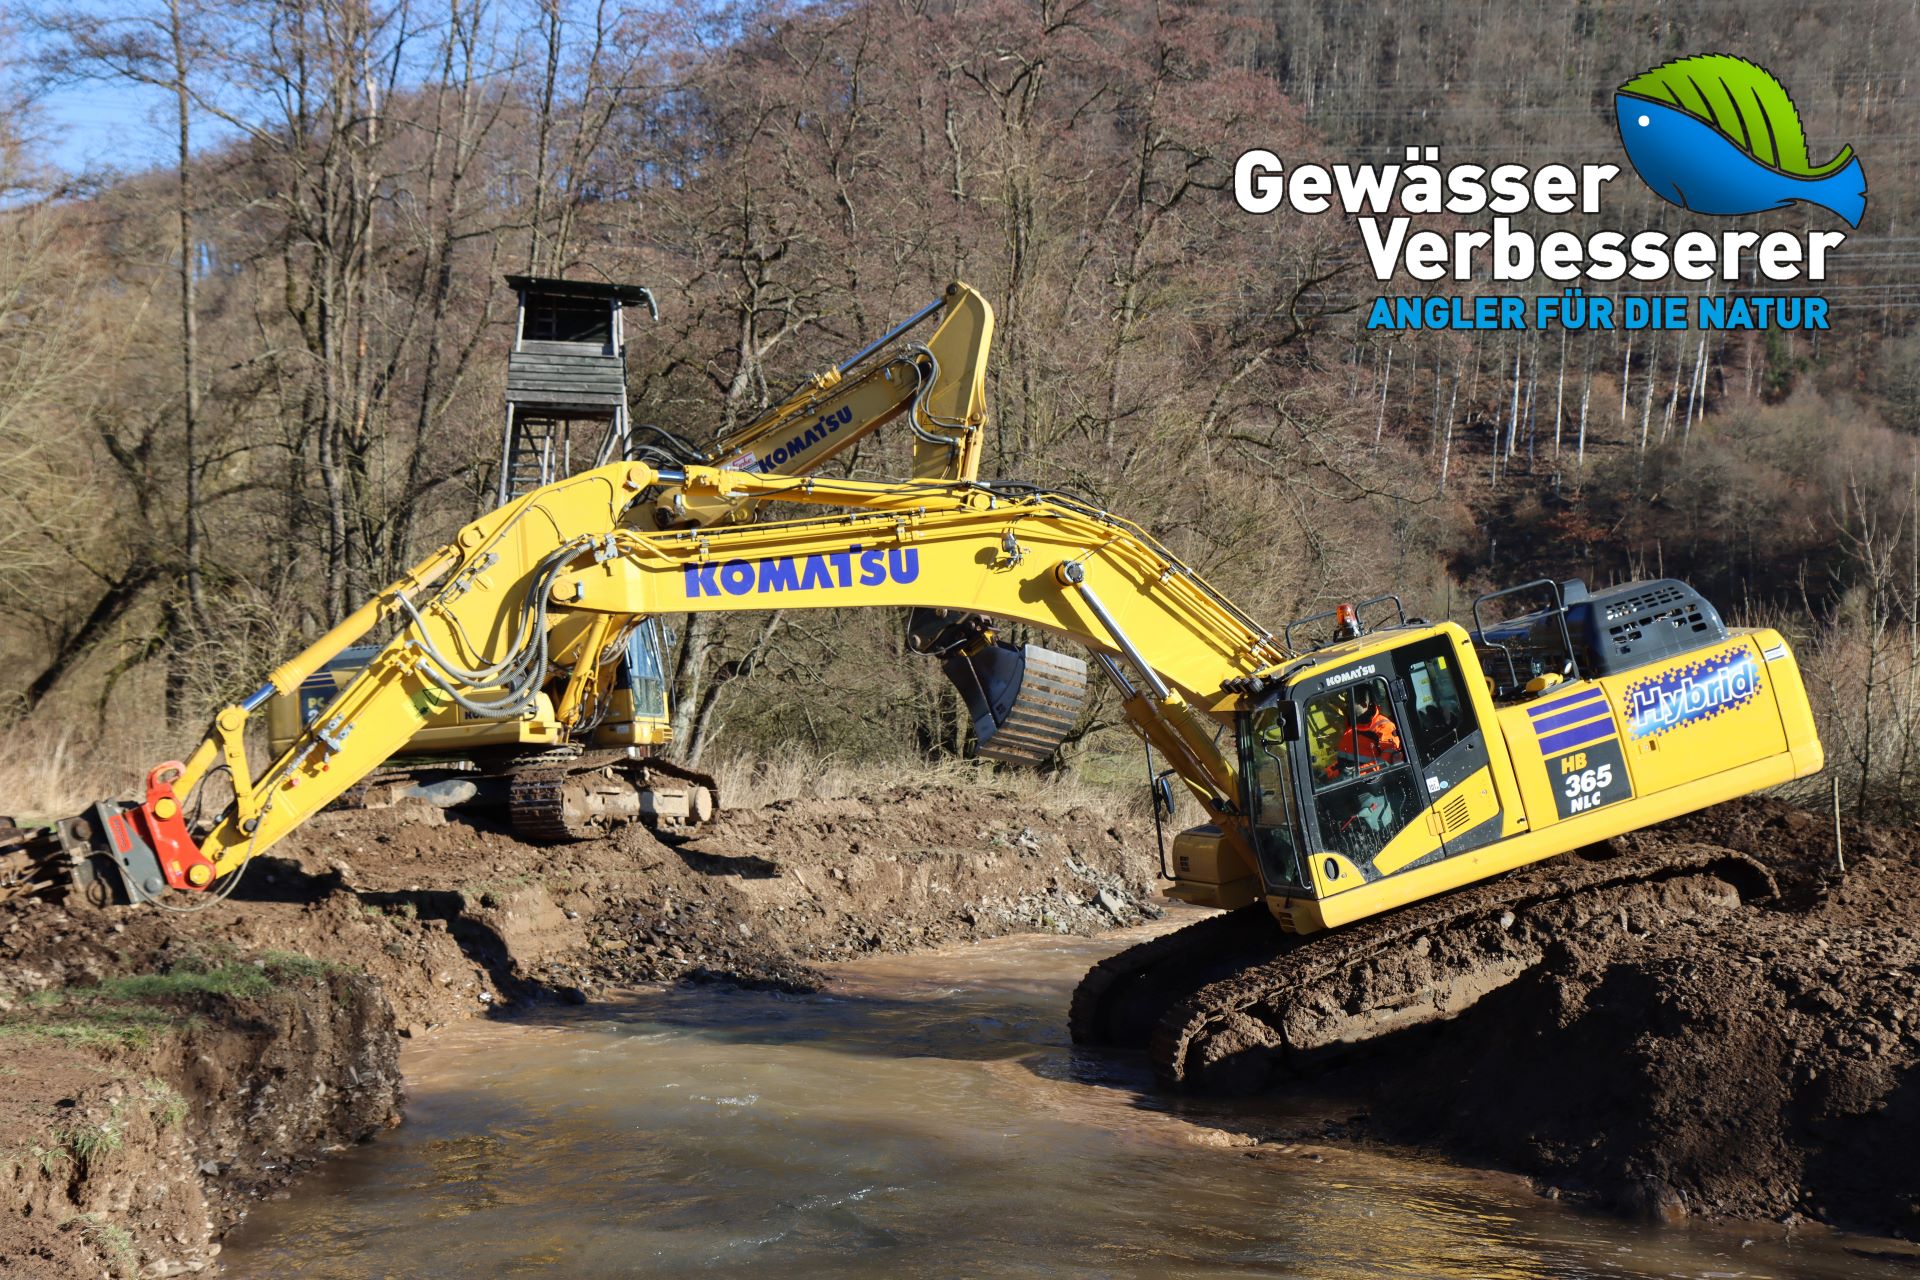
left=1302, top=677, right=1421, bottom=873
left=1394, top=639, right=1470, bottom=762
left=625, top=619, right=670, bottom=718
left=1305, top=678, right=1405, bottom=789
left=1241, top=708, right=1305, bottom=889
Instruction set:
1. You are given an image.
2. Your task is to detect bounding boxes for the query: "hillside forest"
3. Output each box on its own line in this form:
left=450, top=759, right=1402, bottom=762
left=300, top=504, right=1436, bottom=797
left=2, top=0, right=1916, bottom=815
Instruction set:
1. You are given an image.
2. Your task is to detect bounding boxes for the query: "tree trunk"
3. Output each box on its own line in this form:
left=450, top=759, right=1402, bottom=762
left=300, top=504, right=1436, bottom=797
left=169, top=0, right=204, bottom=634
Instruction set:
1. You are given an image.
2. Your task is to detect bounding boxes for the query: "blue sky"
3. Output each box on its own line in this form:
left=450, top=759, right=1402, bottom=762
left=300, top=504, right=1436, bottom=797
left=38, top=78, right=185, bottom=174
left=22, top=0, right=662, bottom=179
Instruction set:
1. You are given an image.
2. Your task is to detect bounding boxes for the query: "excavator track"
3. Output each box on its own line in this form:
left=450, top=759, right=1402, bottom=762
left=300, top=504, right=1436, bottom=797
left=307, top=744, right=721, bottom=845
left=508, top=754, right=721, bottom=843
left=1068, top=904, right=1281, bottom=1049
left=1083, top=843, right=1776, bottom=1095
left=504, top=767, right=570, bottom=842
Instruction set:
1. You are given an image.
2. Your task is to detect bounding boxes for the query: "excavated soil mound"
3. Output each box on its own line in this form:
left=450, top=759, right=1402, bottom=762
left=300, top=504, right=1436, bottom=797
left=272, top=781, right=1156, bottom=1002
left=0, top=782, right=1152, bottom=1276
left=1334, top=798, right=1920, bottom=1235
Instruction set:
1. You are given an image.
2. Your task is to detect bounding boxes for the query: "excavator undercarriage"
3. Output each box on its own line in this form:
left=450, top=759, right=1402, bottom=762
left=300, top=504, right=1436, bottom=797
left=1074, top=838, right=1776, bottom=1093
left=506, top=751, right=718, bottom=842
left=327, top=744, right=720, bottom=841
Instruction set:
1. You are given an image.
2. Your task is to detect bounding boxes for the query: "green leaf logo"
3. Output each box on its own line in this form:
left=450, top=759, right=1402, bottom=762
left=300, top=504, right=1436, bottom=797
left=1615, top=54, right=1867, bottom=226
left=1619, top=54, right=1850, bottom=178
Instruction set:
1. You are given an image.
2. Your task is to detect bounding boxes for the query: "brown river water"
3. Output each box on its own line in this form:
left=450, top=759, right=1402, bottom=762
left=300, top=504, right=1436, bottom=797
left=221, top=919, right=1920, bottom=1278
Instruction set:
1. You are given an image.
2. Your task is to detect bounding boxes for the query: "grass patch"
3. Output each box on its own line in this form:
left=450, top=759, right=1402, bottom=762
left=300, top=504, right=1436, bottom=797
left=61, top=1107, right=123, bottom=1163
left=258, top=950, right=340, bottom=981
left=84, top=966, right=275, bottom=1002
left=0, top=950, right=339, bottom=1053
left=0, top=954, right=313, bottom=1050
left=0, top=1004, right=181, bottom=1050
left=66, top=1214, right=137, bottom=1277
left=139, top=1078, right=187, bottom=1129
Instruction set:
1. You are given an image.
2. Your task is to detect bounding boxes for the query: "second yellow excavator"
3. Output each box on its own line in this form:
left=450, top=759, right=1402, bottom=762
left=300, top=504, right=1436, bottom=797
left=32, top=452, right=1822, bottom=1089
left=263, top=279, right=1060, bottom=841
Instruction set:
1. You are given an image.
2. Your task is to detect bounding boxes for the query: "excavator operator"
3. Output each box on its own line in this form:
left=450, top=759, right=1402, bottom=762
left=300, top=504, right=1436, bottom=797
left=1326, top=684, right=1404, bottom=779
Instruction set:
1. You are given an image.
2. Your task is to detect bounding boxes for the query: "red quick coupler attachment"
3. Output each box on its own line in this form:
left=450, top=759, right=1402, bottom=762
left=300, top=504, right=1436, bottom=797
left=130, top=762, right=219, bottom=892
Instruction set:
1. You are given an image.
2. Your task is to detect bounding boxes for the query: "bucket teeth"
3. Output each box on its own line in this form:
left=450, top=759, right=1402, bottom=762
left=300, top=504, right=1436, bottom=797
left=969, top=644, right=1090, bottom=767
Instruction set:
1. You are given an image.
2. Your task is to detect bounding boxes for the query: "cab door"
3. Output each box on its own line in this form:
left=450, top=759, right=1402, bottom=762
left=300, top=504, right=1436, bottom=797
left=1386, top=635, right=1503, bottom=867
left=1299, top=674, right=1429, bottom=888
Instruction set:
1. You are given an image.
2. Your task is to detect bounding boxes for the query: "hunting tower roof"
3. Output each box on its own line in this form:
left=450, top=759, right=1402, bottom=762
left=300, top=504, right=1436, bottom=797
left=505, top=274, right=655, bottom=305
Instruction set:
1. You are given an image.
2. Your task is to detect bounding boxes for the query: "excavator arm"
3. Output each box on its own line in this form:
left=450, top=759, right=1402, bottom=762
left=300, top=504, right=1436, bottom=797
left=54, top=461, right=1284, bottom=902
left=576, top=466, right=1285, bottom=822
left=648, top=282, right=995, bottom=528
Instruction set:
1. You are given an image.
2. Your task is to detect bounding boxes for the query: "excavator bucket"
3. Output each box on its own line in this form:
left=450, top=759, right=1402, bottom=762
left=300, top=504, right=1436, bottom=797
left=943, top=641, right=1090, bottom=767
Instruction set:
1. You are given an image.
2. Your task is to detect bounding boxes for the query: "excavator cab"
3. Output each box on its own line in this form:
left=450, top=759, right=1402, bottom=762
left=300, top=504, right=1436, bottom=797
left=589, top=619, right=673, bottom=749
left=1236, top=630, right=1495, bottom=921
left=1227, top=580, right=1821, bottom=934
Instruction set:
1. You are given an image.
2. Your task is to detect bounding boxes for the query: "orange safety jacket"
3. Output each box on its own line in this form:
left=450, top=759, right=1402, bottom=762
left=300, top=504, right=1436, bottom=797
left=1332, top=709, right=1403, bottom=774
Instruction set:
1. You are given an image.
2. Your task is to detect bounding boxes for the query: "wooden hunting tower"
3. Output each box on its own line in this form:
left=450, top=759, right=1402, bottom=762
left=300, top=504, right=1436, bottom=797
left=499, top=274, right=658, bottom=505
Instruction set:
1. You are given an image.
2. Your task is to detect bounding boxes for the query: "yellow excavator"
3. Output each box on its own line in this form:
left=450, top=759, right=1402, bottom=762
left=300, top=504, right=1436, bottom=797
left=11, top=334, right=1824, bottom=1092
left=264, top=280, right=1034, bottom=841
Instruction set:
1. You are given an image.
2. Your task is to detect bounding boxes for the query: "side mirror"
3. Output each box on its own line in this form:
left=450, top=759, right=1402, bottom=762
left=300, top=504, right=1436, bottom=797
left=1151, top=774, right=1176, bottom=820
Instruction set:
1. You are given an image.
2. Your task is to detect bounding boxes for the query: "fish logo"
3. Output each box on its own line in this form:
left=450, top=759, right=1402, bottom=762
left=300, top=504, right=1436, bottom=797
left=1615, top=55, right=1865, bottom=228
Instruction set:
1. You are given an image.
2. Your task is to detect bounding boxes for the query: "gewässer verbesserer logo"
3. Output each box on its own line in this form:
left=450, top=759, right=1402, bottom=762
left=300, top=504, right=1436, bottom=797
left=1233, top=52, right=1859, bottom=333
left=1615, top=54, right=1866, bottom=229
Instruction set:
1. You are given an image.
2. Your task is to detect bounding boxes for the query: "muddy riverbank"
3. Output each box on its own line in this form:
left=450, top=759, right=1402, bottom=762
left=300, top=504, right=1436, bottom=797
left=219, top=927, right=1920, bottom=1280
left=0, top=783, right=1154, bottom=1276
left=1337, top=799, right=1920, bottom=1234
left=4, top=786, right=1920, bottom=1273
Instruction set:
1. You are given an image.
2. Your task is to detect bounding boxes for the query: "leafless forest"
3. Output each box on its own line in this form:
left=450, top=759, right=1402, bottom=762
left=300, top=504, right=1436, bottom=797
left=2, top=0, right=1916, bottom=813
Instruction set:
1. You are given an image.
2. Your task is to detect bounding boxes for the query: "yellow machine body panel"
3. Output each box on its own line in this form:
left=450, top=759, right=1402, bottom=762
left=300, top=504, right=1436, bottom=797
left=588, top=688, right=673, bottom=749
left=1256, top=623, right=1823, bottom=934
left=1165, top=825, right=1261, bottom=911
left=1498, top=630, right=1793, bottom=829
